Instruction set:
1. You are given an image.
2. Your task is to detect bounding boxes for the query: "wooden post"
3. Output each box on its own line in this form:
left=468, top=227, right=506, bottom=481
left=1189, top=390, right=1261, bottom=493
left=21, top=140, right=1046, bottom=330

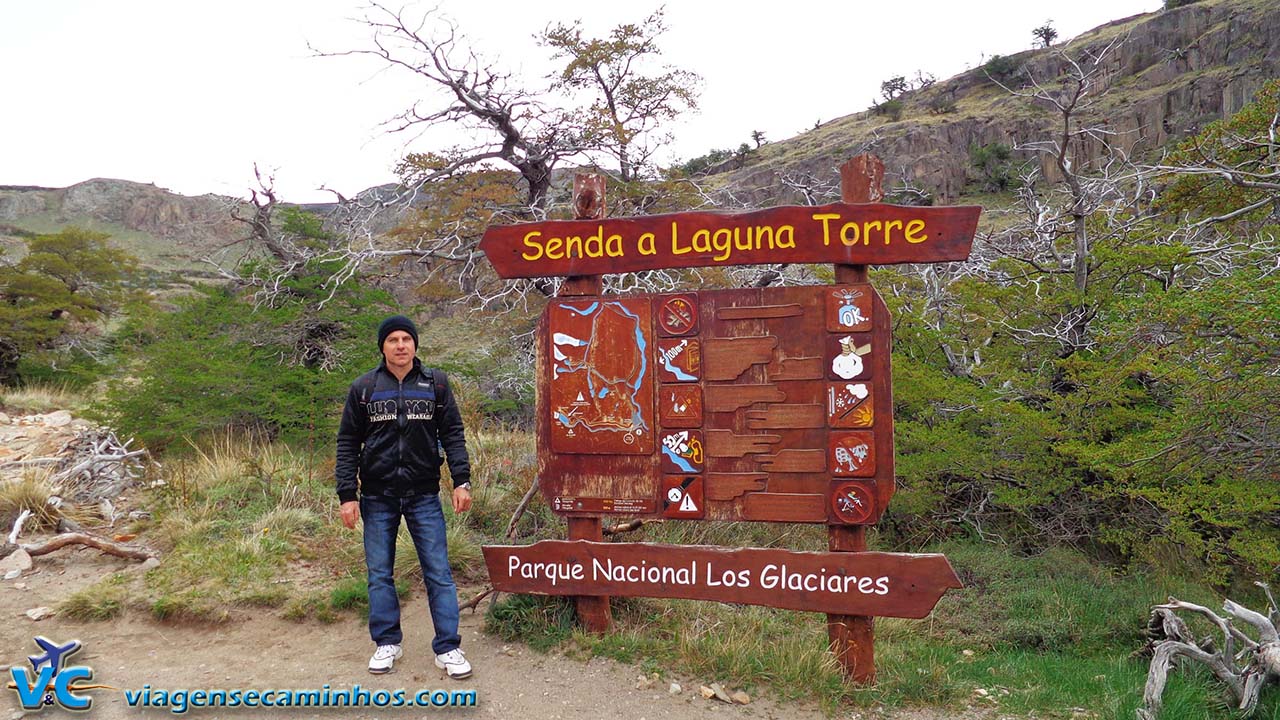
left=563, top=173, right=611, bottom=633
left=829, top=153, right=885, bottom=684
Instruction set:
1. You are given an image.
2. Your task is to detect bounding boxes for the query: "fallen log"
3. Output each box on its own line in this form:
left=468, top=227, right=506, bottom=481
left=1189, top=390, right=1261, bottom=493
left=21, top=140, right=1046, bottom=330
left=21, top=532, right=157, bottom=562
left=1139, top=587, right=1280, bottom=719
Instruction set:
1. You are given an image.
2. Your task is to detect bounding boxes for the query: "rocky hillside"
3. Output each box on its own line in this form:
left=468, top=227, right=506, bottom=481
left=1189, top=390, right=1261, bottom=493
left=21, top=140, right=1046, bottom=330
left=713, top=0, right=1280, bottom=205
left=2, top=0, right=1275, bottom=268
left=0, top=179, right=244, bottom=274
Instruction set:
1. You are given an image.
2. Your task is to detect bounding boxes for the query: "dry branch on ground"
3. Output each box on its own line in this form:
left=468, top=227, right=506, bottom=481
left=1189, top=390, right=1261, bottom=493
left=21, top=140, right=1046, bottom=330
left=1139, top=585, right=1280, bottom=719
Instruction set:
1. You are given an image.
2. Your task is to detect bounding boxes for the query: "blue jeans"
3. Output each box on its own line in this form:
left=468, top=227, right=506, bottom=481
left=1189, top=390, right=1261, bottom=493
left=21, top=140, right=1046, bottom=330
left=360, top=494, right=461, bottom=654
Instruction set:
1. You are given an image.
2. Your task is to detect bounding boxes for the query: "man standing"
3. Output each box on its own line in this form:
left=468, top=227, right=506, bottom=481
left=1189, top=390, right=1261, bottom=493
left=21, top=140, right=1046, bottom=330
left=336, top=314, right=473, bottom=679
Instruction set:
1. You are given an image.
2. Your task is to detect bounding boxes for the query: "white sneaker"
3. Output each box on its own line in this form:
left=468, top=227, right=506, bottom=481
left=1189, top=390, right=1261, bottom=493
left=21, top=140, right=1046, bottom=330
left=368, top=644, right=402, bottom=674
left=435, top=648, right=472, bottom=679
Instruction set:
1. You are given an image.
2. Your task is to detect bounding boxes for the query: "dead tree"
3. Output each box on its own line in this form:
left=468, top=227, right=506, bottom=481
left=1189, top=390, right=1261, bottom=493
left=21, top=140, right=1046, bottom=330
left=1139, top=585, right=1280, bottom=719
left=314, top=2, right=588, bottom=212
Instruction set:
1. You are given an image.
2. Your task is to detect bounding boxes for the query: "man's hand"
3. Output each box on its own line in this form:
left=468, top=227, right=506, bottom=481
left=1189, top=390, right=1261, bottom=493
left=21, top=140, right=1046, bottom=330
left=452, top=486, right=472, bottom=514
left=340, top=500, right=360, bottom=529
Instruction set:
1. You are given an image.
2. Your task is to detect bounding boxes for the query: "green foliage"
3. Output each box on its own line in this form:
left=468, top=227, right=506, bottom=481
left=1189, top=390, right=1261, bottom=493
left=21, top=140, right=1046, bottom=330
left=1159, top=79, right=1280, bottom=226
left=880, top=75, right=908, bottom=101
left=488, top=541, right=1244, bottom=715
left=1064, top=266, right=1280, bottom=582
left=872, top=98, right=904, bottom=122
left=485, top=594, right=576, bottom=652
left=1032, top=21, right=1058, bottom=48
left=983, top=54, right=1022, bottom=83
left=541, top=8, right=700, bottom=181
left=677, top=147, right=734, bottom=176
left=278, top=206, right=334, bottom=246
left=98, top=275, right=392, bottom=450
left=1164, top=0, right=1202, bottom=9
left=0, top=227, right=139, bottom=383
left=968, top=142, right=1020, bottom=191
left=61, top=574, right=132, bottom=620
left=877, top=78, right=1280, bottom=582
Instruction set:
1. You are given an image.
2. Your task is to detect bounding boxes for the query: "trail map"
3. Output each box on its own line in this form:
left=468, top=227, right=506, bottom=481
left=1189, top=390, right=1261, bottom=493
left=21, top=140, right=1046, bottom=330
left=548, top=299, right=654, bottom=454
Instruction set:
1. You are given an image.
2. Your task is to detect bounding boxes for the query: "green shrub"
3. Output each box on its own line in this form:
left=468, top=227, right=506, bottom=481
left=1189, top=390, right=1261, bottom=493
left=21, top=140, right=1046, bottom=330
left=97, top=282, right=391, bottom=450
left=983, top=54, right=1021, bottom=83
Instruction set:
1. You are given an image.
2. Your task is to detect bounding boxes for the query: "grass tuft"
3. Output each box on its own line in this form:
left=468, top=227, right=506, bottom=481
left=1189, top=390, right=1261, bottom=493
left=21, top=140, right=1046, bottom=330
left=60, top=573, right=133, bottom=620
left=0, top=471, right=69, bottom=530
left=485, top=594, right=576, bottom=652
left=0, top=383, right=86, bottom=414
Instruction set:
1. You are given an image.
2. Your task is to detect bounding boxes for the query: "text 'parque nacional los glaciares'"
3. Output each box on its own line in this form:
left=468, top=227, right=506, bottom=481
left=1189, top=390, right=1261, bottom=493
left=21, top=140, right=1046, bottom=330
left=479, top=202, right=981, bottom=277
left=482, top=541, right=962, bottom=618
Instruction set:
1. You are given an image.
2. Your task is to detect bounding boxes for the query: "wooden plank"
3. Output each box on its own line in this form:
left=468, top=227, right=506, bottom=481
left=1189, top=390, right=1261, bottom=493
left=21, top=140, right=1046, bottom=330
left=483, top=541, right=963, bottom=619
left=833, top=154, right=880, bottom=686
left=480, top=202, right=982, bottom=278
left=705, top=430, right=781, bottom=457
left=715, top=304, right=803, bottom=321
left=741, top=493, right=826, bottom=522
left=771, top=356, right=823, bottom=381
left=568, top=517, right=612, bottom=633
left=756, top=450, right=826, bottom=473
left=704, top=473, right=767, bottom=501
left=745, top=404, right=824, bottom=430
left=705, top=384, right=785, bottom=412
left=703, top=337, right=778, bottom=381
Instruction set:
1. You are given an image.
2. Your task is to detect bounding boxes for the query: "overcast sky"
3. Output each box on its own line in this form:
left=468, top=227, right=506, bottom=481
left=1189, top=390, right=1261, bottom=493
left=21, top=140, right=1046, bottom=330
left=0, top=1, right=1158, bottom=203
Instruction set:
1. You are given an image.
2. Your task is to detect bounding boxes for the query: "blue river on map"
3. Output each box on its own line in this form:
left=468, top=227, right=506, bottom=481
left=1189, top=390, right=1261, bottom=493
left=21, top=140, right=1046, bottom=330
left=555, top=301, right=648, bottom=434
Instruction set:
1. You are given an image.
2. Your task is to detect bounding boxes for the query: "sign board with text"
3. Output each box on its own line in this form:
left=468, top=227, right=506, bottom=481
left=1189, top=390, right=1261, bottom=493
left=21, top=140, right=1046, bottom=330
left=479, top=203, right=980, bottom=278
left=483, top=541, right=963, bottom=618
left=537, top=283, right=894, bottom=525
left=479, top=163, right=976, bottom=682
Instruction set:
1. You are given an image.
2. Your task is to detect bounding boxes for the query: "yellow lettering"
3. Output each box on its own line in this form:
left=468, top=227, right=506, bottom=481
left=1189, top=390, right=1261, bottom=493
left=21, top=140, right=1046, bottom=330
left=639, top=232, right=657, bottom=255
left=884, top=219, right=904, bottom=244
left=607, top=233, right=623, bottom=257
left=671, top=223, right=691, bottom=255
left=583, top=227, right=603, bottom=258
left=692, top=229, right=712, bottom=254
left=776, top=225, right=795, bottom=249
left=545, top=236, right=564, bottom=260
left=905, top=219, right=927, bottom=243
left=521, top=231, right=544, bottom=261
left=864, top=220, right=882, bottom=245
left=713, top=228, right=732, bottom=261
left=812, top=213, right=841, bottom=246
left=840, top=222, right=860, bottom=247
left=734, top=227, right=752, bottom=252
left=564, top=235, right=583, bottom=259
left=755, top=225, right=775, bottom=249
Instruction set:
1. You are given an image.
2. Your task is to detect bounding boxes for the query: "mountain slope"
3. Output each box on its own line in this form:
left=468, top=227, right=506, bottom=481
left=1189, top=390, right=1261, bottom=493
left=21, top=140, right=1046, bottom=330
left=711, top=0, right=1280, bottom=205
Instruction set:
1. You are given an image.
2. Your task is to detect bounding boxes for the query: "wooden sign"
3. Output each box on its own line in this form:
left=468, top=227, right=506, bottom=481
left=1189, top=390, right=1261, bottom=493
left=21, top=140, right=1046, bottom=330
left=538, top=284, right=894, bottom=525
left=483, top=160, right=971, bottom=685
left=480, top=203, right=980, bottom=278
left=483, top=541, right=962, bottom=618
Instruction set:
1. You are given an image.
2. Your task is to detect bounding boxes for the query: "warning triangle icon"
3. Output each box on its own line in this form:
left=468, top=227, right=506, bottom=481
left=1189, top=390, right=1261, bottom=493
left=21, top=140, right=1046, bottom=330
left=679, top=493, right=698, bottom=512
left=575, top=392, right=585, bottom=402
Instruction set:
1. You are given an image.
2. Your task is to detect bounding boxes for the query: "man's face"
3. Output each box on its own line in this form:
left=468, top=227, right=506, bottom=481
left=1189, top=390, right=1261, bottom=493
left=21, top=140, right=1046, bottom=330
left=382, top=330, right=415, bottom=367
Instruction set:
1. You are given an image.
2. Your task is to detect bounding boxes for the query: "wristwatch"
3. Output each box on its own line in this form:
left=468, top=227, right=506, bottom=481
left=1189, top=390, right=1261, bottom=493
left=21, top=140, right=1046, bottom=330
left=456, top=482, right=471, bottom=491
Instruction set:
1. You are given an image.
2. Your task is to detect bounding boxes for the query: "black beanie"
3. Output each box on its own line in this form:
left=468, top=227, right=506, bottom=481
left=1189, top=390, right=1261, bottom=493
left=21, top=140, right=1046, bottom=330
left=377, top=315, right=418, bottom=351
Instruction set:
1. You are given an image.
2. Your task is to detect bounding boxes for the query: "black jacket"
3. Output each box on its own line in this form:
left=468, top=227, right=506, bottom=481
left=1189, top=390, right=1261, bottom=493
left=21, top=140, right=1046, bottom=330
left=335, top=358, right=470, bottom=502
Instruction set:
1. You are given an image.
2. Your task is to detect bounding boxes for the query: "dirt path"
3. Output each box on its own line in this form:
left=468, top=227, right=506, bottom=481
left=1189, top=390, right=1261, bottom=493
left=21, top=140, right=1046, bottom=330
left=2, top=550, right=841, bottom=720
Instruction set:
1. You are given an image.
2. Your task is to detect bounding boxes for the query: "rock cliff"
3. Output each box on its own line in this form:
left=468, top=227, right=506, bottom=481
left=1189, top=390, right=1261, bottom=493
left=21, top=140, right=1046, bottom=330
left=0, top=179, right=242, bottom=271
left=714, top=0, right=1280, bottom=205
